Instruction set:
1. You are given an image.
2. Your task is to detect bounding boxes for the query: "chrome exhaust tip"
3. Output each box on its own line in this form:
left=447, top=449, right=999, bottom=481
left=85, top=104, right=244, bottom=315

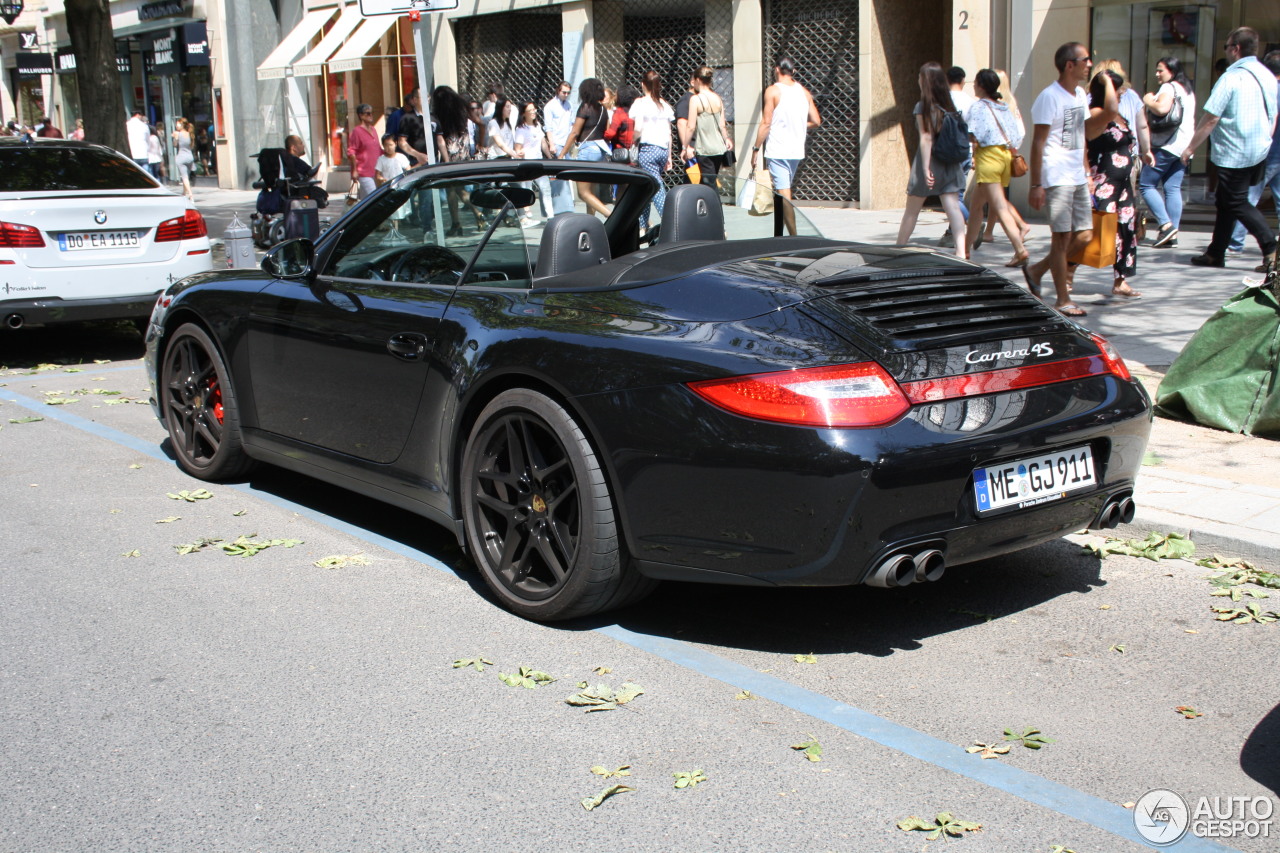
left=866, top=553, right=917, bottom=588
left=913, top=549, right=946, bottom=583
left=4, top=313, right=23, bottom=330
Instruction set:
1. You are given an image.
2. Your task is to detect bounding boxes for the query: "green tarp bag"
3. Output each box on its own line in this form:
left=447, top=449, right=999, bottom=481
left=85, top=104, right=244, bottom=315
left=1154, top=276, right=1280, bottom=437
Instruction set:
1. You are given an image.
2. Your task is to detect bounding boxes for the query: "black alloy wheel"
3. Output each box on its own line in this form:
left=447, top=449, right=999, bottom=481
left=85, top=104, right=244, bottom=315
left=461, top=389, right=654, bottom=620
left=161, top=323, right=254, bottom=480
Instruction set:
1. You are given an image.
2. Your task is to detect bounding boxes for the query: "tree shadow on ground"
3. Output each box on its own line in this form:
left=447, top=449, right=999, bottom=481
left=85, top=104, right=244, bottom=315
left=0, top=320, right=145, bottom=369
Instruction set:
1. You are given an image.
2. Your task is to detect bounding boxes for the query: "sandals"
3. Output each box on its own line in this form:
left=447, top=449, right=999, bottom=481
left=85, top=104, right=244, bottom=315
left=1056, top=303, right=1087, bottom=317
left=1111, top=281, right=1142, bottom=298
left=1005, top=251, right=1030, bottom=268
left=1021, top=264, right=1043, bottom=297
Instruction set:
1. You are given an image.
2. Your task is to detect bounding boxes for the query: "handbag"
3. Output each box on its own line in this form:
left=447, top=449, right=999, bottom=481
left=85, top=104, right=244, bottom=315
left=1068, top=209, right=1118, bottom=268
left=345, top=180, right=360, bottom=208
left=983, top=101, right=1028, bottom=178
left=724, top=148, right=736, bottom=167
left=749, top=168, right=774, bottom=216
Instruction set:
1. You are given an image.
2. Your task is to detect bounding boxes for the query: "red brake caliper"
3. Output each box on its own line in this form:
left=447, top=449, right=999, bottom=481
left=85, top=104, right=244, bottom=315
left=208, top=378, right=225, bottom=423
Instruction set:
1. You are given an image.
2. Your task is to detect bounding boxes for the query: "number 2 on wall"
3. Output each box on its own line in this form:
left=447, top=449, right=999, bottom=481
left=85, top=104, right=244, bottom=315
left=958, top=10, right=969, bottom=30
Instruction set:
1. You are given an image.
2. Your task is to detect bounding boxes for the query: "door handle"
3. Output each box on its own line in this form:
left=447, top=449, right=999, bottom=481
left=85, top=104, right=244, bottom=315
left=386, top=333, right=428, bottom=361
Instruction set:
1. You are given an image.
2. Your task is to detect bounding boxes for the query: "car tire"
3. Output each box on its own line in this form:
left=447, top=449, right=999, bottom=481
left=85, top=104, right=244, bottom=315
left=461, top=389, right=655, bottom=621
left=160, top=322, right=255, bottom=481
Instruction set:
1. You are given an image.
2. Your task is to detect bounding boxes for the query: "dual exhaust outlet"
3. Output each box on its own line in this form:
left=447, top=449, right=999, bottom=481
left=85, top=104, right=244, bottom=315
left=1092, top=492, right=1136, bottom=530
left=865, top=547, right=946, bottom=588
left=4, top=313, right=23, bottom=330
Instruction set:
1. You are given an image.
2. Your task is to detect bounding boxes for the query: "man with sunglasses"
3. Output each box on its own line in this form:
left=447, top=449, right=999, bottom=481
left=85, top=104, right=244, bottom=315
left=1024, top=42, right=1095, bottom=317
left=1180, top=27, right=1278, bottom=272
left=347, top=104, right=381, bottom=200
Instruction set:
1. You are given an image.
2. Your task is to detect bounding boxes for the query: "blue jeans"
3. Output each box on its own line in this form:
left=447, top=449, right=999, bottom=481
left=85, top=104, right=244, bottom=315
left=1229, top=160, right=1280, bottom=250
left=1138, top=148, right=1187, bottom=231
left=637, top=143, right=668, bottom=229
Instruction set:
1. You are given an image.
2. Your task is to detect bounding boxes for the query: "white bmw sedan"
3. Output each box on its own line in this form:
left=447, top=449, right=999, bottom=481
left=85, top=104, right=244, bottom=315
left=0, top=137, right=212, bottom=330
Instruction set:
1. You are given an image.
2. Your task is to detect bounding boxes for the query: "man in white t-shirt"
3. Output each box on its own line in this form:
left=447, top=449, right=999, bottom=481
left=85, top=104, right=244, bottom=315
left=544, top=81, right=576, bottom=215
left=1024, top=42, right=1095, bottom=317
left=126, top=109, right=150, bottom=169
left=946, top=66, right=976, bottom=237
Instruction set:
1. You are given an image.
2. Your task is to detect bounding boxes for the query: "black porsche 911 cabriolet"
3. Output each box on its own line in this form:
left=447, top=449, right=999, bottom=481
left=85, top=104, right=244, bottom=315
left=145, top=159, right=1151, bottom=621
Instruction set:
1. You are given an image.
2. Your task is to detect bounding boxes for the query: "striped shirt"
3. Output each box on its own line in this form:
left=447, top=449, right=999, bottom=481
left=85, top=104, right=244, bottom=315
left=1204, top=56, right=1278, bottom=169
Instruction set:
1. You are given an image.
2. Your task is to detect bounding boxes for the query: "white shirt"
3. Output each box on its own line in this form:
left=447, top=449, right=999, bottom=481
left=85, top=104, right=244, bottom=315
left=629, top=96, right=674, bottom=148
left=543, top=96, right=574, bottom=148
left=514, top=124, right=545, bottom=159
left=147, top=133, right=163, bottom=165
left=950, top=88, right=976, bottom=116
left=376, top=152, right=409, bottom=181
left=764, top=80, right=811, bottom=160
left=1153, top=81, right=1197, bottom=157
left=126, top=116, right=150, bottom=159
left=1031, top=81, right=1089, bottom=187
left=486, top=118, right=515, bottom=158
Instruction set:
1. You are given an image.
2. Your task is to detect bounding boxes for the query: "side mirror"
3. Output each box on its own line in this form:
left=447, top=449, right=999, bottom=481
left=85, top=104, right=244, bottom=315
left=262, top=238, right=314, bottom=279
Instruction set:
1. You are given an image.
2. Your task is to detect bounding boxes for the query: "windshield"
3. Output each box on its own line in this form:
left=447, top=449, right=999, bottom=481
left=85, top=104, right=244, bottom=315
left=0, top=145, right=159, bottom=192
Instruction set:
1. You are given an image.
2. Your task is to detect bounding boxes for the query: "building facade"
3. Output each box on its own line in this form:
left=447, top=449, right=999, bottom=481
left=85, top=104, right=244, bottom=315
left=4, top=0, right=1278, bottom=202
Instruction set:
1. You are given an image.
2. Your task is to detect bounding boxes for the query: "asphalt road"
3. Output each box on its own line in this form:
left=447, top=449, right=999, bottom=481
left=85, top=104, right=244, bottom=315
left=1, top=324, right=1277, bottom=852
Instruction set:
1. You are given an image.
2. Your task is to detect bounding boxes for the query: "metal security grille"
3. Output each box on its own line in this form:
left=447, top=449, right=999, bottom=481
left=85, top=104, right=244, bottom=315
left=763, top=0, right=859, bottom=203
left=454, top=9, right=564, bottom=107
left=594, top=0, right=735, bottom=186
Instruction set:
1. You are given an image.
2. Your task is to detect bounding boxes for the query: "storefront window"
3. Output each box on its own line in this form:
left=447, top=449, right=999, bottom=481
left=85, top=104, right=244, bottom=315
left=326, top=68, right=351, bottom=166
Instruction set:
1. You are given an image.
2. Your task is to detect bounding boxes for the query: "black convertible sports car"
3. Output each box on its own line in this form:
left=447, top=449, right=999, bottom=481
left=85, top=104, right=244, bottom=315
left=145, top=159, right=1151, bottom=621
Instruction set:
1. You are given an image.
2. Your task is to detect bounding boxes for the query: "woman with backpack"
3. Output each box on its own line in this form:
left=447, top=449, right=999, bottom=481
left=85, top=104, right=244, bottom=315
left=1139, top=56, right=1196, bottom=248
left=896, top=62, right=968, bottom=256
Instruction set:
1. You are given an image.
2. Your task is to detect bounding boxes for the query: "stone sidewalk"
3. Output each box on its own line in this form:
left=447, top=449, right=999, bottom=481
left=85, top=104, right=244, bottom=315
left=189, top=184, right=1280, bottom=569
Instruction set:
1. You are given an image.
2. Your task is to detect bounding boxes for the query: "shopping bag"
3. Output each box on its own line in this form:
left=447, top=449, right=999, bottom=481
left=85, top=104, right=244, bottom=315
left=1068, top=210, right=1117, bottom=268
left=749, top=168, right=773, bottom=216
left=1154, top=278, right=1280, bottom=436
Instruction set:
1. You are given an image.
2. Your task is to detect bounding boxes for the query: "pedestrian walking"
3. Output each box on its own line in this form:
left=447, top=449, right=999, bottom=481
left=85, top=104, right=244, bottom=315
left=673, top=73, right=698, bottom=173
left=126, top=109, right=150, bottom=170
left=1022, top=42, right=1096, bottom=317
left=1226, top=50, right=1280, bottom=263
left=1181, top=27, right=1278, bottom=272
left=627, top=71, right=675, bottom=229
left=36, top=117, right=63, bottom=138
left=347, top=103, right=381, bottom=199
left=375, top=134, right=410, bottom=186
left=544, top=81, right=576, bottom=215
left=1087, top=70, right=1143, bottom=298
left=514, top=101, right=555, bottom=223
left=947, top=66, right=976, bottom=232
left=685, top=66, right=734, bottom=187
left=172, top=117, right=196, bottom=201
left=555, top=78, right=613, bottom=218
left=146, top=124, right=164, bottom=181
left=979, top=70, right=1032, bottom=247
left=70, top=118, right=85, bottom=141
left=486, top=97, right=518, bottom=159
left=963, top=68, right=1030, bottom=267
left=431, top=86, right=486, bottom=235
left=750, top=57, right=821, bottom=236
left=395, top=88, right=431, bottom=167
left=1139, top=55, right=1196, bottom=248
left=895, top=61, right=967, bottom=257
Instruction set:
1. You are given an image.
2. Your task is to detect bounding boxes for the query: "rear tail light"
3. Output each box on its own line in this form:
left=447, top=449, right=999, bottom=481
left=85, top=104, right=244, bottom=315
left=688, top=362, right=911, bottom=428
left=901, top=356, right=1113, bottom=404
left=0, top=220, right=46, bottom=248
left=1090, top=333, right=1132, bottom=381
left=155, top=209, right=208, bottom=242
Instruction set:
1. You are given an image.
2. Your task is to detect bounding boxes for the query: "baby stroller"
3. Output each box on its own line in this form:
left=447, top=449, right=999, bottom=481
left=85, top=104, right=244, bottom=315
left=250, top=148, right=329, bottom=248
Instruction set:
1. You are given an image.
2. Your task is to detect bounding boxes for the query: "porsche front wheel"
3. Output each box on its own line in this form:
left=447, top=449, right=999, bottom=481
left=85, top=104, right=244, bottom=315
left=161, top=323, right=255, bottom=481
left=461, top=389, right=654, bottom=621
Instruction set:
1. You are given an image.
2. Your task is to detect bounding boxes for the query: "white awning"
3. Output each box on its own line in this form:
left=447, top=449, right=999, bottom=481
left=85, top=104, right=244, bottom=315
left=292, top=5, right=365, bottom=77
left=255, top=6, right=338, bottom=80
left=326, top=14, right=398, bottom=73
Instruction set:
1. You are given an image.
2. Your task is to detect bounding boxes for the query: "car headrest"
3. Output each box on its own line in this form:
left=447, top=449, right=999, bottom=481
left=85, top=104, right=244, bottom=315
left=657, top=183, right=724, bottom=244
left=534, top=213, right=611, bottom=278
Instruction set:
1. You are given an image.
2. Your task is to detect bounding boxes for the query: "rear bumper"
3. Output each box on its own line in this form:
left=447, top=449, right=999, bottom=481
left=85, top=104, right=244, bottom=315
left=1, top=292, right=161, bottom=328
left=581, top=375, right=1153, bottom=587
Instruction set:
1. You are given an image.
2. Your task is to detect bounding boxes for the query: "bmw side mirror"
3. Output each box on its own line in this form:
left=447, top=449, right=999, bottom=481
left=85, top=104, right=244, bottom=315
left=262, top=238, right=314, bottom=279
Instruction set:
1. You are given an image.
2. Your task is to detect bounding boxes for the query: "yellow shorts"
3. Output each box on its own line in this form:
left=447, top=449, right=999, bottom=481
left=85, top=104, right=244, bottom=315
left=974, top=145, right=1012, bottom=187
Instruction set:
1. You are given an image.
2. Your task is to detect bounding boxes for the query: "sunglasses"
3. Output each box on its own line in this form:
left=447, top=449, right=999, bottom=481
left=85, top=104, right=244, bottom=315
left=1224, top=42, right=1239, bottom=50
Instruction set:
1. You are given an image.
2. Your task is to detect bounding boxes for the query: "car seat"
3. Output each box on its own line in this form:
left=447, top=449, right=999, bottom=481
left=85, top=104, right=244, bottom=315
left=533, top=213, right=611, bottom=278
left=656, top=183, right=725, bottom=244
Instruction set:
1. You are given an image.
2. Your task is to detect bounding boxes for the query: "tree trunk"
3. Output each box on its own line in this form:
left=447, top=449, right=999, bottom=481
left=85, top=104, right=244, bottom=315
left=65, top=0, right=127, bottom=154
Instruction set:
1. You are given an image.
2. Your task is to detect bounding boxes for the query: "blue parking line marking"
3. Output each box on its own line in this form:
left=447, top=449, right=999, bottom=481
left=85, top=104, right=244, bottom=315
left=3, top=364, right=143, bottom=383
left=3, top=382, right=1234, bottom=852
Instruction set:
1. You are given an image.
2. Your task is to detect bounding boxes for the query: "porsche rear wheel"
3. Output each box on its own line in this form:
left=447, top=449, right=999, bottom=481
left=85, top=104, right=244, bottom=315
left=161, top=323, right=255, bottom=481
left=461, top=389, right=654, bottom=621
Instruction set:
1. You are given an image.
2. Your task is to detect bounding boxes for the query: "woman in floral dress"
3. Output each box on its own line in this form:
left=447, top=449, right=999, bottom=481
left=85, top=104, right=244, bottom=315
left=1085, top=70, right=1141, bottom=298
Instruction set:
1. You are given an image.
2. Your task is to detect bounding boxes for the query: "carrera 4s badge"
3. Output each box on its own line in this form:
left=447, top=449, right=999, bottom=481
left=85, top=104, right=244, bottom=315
left=965, top=342, right=1055, bottom=365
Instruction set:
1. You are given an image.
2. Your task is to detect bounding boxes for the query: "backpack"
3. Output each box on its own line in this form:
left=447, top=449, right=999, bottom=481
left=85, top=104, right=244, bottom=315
left=932, top=107, right=970, bottom=164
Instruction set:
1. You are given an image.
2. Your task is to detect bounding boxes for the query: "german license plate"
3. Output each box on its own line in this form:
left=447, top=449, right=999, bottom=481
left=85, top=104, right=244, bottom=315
left=973, top=445, right=1096, bottom=513
left=58, top=231, right=140, bottom=251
